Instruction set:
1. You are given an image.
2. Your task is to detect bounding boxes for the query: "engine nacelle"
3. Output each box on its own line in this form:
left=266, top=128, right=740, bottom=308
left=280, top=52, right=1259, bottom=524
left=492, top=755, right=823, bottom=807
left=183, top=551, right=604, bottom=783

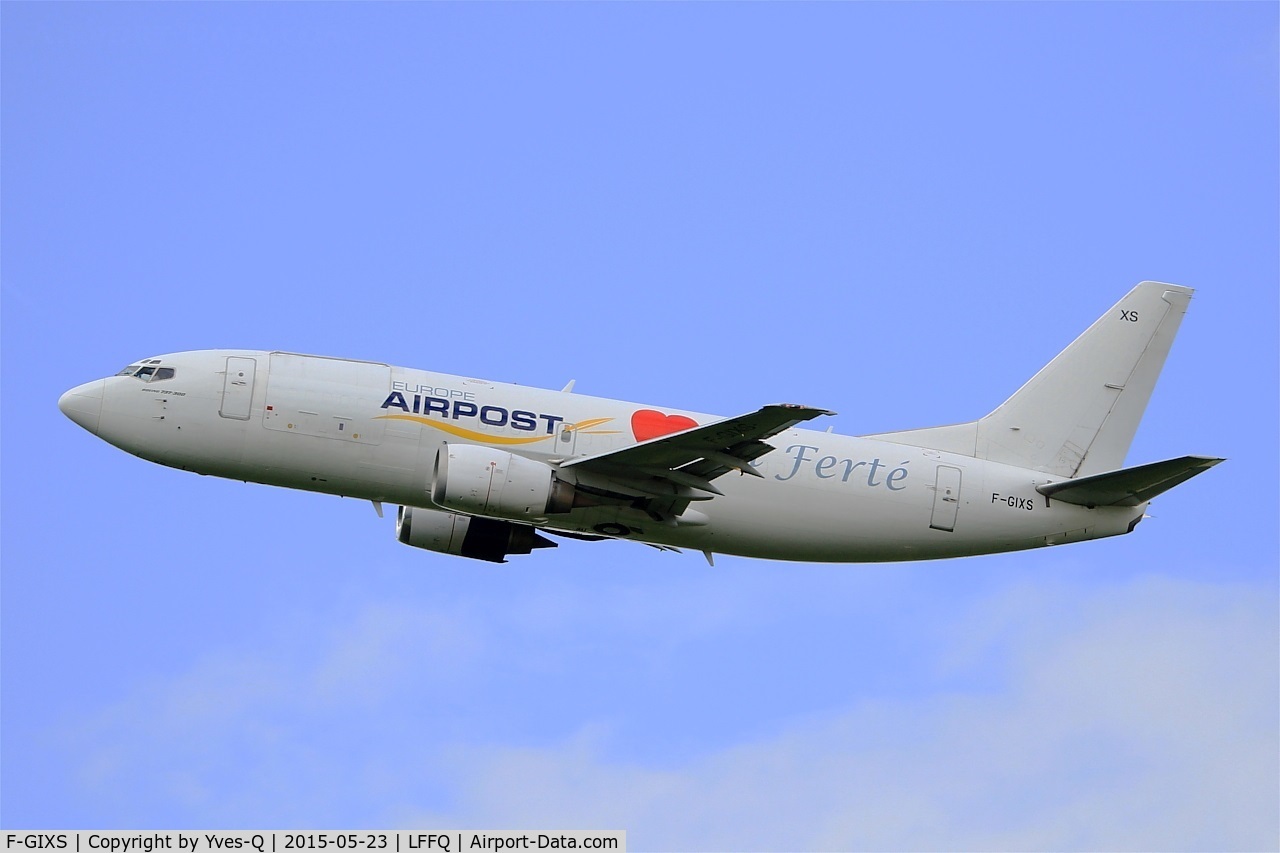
left=396, top=505, right=556, bottom=563
left=431, top=443, right=576, bottom=520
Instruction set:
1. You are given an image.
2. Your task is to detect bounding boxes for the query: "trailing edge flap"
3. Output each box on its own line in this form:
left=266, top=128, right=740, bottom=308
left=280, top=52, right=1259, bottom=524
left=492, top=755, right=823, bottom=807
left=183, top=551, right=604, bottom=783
left=1036, top=455, right=1224, bottom=507
left=561, top=404, right=834, bottom=492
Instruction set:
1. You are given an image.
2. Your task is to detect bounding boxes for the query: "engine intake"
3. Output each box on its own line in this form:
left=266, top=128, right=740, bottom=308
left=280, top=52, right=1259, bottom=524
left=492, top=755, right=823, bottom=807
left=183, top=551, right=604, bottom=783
left=396, top=505, right=556, bottom=563
left=431, top=443, right=576, bottom=520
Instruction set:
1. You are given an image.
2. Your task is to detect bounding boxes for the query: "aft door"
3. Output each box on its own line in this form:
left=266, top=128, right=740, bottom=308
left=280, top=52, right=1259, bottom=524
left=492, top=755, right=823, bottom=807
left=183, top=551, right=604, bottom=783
left=554, top=421, right=577, bottom=457
left=929, top=465, right=963, bottom=532
left=220, top=357, right=257, bottom=420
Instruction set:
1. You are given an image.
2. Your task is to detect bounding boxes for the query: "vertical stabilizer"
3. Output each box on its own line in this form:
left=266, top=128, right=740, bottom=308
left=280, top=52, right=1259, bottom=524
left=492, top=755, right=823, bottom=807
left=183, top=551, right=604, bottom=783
left=976, top=282, right=1193, bottom=477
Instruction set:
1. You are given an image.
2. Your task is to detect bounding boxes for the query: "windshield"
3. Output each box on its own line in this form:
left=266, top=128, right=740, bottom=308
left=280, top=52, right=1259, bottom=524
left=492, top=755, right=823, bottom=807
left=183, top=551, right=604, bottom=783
left=116, top=364, right=176, bottom=382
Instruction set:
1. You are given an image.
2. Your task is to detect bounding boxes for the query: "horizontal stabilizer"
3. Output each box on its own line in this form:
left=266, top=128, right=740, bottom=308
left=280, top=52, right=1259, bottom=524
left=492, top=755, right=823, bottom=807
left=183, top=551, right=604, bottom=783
left=1036, top=455, right=1224, bottom=507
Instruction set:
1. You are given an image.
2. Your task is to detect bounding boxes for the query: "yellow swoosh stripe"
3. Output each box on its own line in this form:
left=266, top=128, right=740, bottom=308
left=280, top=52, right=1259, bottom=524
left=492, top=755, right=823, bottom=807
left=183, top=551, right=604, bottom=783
left=374, top=415, right=555, bottom=445
left=571, top=417, right=615, bottom=431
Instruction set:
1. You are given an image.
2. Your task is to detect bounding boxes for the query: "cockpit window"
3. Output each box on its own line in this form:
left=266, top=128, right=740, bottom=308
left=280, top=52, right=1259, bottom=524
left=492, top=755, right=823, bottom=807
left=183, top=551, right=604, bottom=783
left=118, top=364, right=177, bottom=382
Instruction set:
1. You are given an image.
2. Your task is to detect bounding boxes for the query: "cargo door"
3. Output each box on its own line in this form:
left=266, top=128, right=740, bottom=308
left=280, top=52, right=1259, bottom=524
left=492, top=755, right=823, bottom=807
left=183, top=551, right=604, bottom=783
left=220, top=357, right=257, bottom=420
left=262, top=352, right=389, bottom=445
left=929, top=465, right=963, bottom=532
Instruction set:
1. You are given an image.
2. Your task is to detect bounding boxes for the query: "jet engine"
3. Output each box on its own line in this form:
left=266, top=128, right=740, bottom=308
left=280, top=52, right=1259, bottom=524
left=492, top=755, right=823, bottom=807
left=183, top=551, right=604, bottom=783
left=396, top=505, right=556, bottom=563
left=431, top=443, right=576, bottom=520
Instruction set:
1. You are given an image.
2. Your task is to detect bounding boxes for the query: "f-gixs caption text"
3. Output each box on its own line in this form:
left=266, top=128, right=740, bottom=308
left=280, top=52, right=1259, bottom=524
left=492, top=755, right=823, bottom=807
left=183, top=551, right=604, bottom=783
left=3, top=834, right=623, bottom=853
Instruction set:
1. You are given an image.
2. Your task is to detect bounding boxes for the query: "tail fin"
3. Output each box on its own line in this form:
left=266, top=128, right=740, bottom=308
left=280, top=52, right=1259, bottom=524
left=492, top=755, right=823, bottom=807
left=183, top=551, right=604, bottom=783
left=979, top=281, right=1193, bottom=476
left=869, top=282, right=1195, bottom=478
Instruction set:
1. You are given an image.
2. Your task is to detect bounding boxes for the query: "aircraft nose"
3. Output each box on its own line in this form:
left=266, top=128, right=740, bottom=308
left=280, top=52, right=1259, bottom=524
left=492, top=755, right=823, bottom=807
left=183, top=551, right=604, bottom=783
left=58, top=379, right=105, bottom=435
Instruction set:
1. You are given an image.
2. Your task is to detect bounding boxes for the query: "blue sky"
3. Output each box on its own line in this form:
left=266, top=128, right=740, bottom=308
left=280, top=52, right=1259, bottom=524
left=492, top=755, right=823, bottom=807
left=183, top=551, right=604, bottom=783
left=3, top=2, right=1277, bottom=849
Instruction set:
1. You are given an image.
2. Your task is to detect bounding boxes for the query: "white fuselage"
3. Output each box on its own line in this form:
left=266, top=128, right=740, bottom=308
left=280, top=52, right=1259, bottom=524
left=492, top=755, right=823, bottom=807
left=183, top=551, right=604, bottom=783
left=60, top=349, right=1143, bottom=562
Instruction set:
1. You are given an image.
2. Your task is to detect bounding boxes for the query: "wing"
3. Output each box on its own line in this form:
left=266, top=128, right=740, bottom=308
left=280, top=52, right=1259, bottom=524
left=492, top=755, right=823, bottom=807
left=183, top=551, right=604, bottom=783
left=560, top=404, right=833, bottom=514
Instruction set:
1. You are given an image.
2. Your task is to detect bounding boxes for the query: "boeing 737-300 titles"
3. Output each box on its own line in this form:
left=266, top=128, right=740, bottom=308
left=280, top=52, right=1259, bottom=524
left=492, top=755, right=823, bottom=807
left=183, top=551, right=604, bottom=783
left=58, top=281, right=1222, bottom=564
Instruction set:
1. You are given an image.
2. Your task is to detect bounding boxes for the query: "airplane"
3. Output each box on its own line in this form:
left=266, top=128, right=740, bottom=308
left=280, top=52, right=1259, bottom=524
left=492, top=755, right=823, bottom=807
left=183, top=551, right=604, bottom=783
left=58, top=281, right=1222, bottom=565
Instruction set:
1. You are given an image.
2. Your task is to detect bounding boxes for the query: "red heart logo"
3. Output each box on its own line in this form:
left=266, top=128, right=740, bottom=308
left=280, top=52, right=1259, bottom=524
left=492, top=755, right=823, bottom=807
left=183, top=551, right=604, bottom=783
left=631, top=409, right=698, bottom=442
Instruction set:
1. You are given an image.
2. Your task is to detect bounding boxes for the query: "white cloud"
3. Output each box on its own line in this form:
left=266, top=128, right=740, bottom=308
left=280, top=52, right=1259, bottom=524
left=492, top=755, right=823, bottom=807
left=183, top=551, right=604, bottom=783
left=405, top=576, right=1280, bottom=851
left=63, top=598, right=486, bottom=825
left=62, top=574, right=1278, bottom=850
